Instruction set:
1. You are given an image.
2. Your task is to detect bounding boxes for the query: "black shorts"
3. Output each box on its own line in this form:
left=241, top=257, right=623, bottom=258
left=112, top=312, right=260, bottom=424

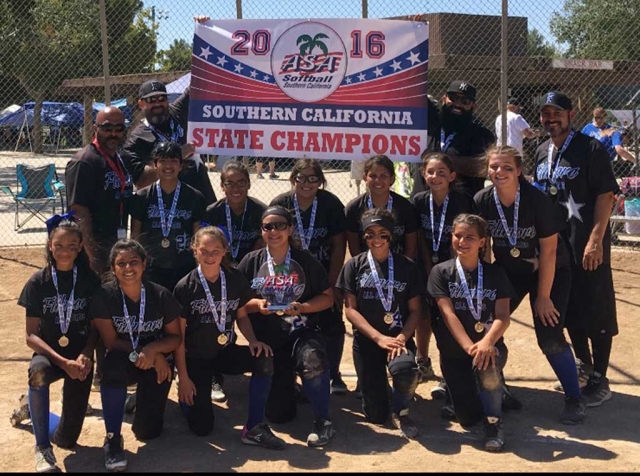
left=566, top=263, right=618, bottom=338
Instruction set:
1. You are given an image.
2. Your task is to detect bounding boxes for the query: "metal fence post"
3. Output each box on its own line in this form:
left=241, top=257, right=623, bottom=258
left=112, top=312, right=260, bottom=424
left=99, top=0, right=111, bottom=105
left=500, top=0, right=508, bottom=146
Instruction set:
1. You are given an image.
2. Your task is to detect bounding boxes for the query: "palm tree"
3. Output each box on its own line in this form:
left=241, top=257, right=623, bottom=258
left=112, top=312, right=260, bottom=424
left=296, top=33, right=329, bottom=56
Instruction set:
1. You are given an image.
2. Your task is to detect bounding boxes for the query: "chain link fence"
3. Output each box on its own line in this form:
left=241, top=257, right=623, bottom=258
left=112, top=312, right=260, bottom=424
left=0, top=0, right=638, bottom=247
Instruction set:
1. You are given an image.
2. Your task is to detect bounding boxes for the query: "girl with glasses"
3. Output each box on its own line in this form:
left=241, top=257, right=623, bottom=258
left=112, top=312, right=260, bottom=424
left=336, top=208, right=422, bottom=439
left=90, top=240, right=182, bottom=472
left=131, top=141, right=207, bottom=293
left=270, top=159, right=348, bottom=395
left=237, top=206, right=336, bottom=448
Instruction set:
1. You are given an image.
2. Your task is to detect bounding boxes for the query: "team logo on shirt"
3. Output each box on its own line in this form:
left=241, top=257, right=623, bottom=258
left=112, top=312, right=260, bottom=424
left=112, top=316, right=163, bottom=334
left=43, top=296, right=88, bottom=316
left=252, top=259, right=306, bottom=307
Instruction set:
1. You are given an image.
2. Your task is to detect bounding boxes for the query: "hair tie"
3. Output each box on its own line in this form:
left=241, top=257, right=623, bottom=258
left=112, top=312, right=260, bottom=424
left=45, top=210, right=76, bottom=234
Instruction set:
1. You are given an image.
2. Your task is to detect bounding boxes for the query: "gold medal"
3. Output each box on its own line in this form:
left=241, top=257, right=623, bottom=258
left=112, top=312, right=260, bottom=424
left=432, top=255, right=439, bottom=264
left=161, top=238, right=170, bottom=248
left=58, top=335, right=69, bottom=347
left=217, top=333, right=228, bottom=346
left=384, top=312, right=394, bottom=325
left=549, top=185, right=558, bottom=196
left=475, top=322, right=485, bottom=333
left=276, top=310, right=285, bottom=316
left=510, top=247, right=520, bottom=258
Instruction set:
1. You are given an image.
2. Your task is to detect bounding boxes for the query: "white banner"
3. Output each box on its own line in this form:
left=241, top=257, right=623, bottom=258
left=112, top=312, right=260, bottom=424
left=188, top=19, right=429, bottom=162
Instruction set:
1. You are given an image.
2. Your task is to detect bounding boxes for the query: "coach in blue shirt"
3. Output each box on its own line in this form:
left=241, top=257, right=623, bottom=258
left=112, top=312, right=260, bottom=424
left=581, top=107, right=635, bottom=163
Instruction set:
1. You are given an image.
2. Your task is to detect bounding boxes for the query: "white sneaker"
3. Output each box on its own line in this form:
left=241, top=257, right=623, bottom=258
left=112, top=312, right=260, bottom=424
left=211, top=382, right=227, bottom=403
left=34, top=446, right=57, bottom=473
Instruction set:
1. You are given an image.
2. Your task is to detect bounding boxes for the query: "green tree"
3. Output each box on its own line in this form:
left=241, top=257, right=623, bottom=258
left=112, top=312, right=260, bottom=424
left=296, top=33, right=329, bottom=56
left=157, top=39, right=192, bottom=72
left=550, top=0, right=640, bottom=61
left=0, top=0, right=157, bottom=152
left=527, top=29, right=559, bottom=58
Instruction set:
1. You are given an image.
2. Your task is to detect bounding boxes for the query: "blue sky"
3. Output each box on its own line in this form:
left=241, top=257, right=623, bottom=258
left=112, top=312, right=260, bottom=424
left=145, top=0, right=565, bottom=53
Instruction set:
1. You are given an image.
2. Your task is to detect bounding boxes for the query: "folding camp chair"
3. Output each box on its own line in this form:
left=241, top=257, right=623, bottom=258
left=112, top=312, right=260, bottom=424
left=1, top=163, right=65, bottom=231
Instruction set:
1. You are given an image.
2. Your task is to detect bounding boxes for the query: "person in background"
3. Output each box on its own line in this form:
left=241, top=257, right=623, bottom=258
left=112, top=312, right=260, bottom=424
left=495, top=97, right=539, bottom=155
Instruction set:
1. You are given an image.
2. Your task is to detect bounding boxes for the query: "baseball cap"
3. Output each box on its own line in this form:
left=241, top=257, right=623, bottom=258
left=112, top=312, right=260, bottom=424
left=447, top=80, right=477, bottom=101
left=139, top=80, right=167, bottom=99
left=507, top=97, right=520, bottom=106
left=540, top=91, right=572, bottom=111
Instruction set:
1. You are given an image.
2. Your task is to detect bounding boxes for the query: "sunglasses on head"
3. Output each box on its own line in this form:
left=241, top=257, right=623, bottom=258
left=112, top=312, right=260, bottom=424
left=261, top=222, right=289, bottom=232
left=447, top=94, right=474, bottom=106
left=97, top=123, right=126, bottom=133
left=294, top=174, right=320, bottom=184
left=142, top=95, right=168, bottom=104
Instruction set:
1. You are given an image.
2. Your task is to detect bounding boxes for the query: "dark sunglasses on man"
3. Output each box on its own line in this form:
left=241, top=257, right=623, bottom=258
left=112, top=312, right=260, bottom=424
left=261, top=222, right=289, bottom=232
left=294, top=174, right=320, bottom=184
left=447, top=93, right=474, bottom=106
left=142, top=94, right=168, bottom=104
left=97, top=123, right=126, bottom=133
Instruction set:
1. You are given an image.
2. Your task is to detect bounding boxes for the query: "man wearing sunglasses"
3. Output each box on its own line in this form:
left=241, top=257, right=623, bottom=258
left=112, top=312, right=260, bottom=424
left=121, top=80, right=217, bottom=206
left=439, top=80, right=495, bottom=197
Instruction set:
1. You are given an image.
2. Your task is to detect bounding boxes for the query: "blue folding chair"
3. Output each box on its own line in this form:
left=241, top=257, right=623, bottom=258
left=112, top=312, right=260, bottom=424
left=1, top=163, right=65, bottom=231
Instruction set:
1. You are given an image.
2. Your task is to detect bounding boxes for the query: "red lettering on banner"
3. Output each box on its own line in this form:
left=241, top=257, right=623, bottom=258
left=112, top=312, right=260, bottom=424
left=235, top=130, right=249, bottom=149
left=361, top=134, right=371, bottom=154
left=408, top=136, right=421, bottom=155
left=321, top=133, right=343, bottom=153
left=390, top=135, right=407, bottom=155
left=345, top=134, right=361, bottom=153
left=271, top=131, right=286, bottom=150
left=286, top=131, right=304, bottom=151
left=205, top=128, right=220, bottom=148
left=372, top=135, right=388, bottom=154
left=305, top=132, right=320, bottom=151
left=193, top=128, right=204, bottom=147
left=220, top=129, right=234, bottom=148
left=249, top=130, right=264, bottom=149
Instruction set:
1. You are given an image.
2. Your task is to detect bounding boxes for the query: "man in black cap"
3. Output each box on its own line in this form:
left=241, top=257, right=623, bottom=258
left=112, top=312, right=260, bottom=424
left=495, top=97, right=539, bottom=155
left=439, top=80, right=495, bottom=196
left=121, top=80, right=217, bottom=206
left=533, top=91, right=619, bottom=408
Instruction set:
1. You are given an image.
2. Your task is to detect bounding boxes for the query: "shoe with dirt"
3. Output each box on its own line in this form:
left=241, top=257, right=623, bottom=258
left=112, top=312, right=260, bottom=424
left=256, top=173, right=265, bottom=179
left=582, top=373, right=612, bottom=407
left=34, top=446, right=57, bottom=473
left=10, top=394, right=30, bottom=427
left=269, top=173, right=279, bottom=180
left=430, top=380, right=448, bottom=400
left=124, top=393, right=137, bottom=414
left=241, top=423, right=287, bottom=450
left=103, top=434, right=127, bottom=472
left=307, top=419, right=336, bottom=447
left=502, top=385, right=523, bottom=411
left=559, top=396, right=587, bottom=425
left=391, top=410, right=419, bottom=439
left=330, top=375, right=348, bottom=395
left=211, top=382, right=228, bottom=403
left=553, top=359, right=592, bottom=392
left=483, top=417, right=504, bottom=452
left=416, top=357, right=436, bottom=383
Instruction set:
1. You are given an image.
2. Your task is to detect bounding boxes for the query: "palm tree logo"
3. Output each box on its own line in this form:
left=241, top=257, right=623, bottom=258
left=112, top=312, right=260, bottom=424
left=296, top=33, right=329, bottom=56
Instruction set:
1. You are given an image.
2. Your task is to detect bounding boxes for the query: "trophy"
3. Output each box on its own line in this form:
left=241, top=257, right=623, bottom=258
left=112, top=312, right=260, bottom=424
left=255, top=258, right=306, bottom=315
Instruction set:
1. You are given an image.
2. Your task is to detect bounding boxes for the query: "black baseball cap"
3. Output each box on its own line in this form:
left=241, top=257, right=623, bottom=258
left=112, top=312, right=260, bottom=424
left=540, top=91, right=572, bottom=111
left=507, top=97, right=520, bottom=106
left=447, top=80, right=477, bottom=101
left=139, top=80, right=167, bottom=99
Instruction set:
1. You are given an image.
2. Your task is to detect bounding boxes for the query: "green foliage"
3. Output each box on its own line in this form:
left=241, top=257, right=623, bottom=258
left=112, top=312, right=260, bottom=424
left=527, top=29, right=558, bottom=58
left=550, top=0, right=640, bottom=60
left=296, top=33, right=329, bottom=56
left=157, top=39, right=192, bottom=72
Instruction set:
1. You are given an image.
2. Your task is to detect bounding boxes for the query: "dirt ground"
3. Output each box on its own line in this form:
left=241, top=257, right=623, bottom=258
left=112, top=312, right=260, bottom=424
left=0, top=246, right=638, bottom=473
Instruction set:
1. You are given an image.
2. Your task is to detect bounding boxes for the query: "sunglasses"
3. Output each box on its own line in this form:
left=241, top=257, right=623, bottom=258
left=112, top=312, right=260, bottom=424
left=447, top=94, right=474, bottom=106
left=261, top=222, right=289, bottom=232
left=97, top=123, right=126, bottom=133
left=364, top=232, right=391, bottom=242
left=142, top=95, right=168, bottom=104
left=594, top=115, right=604, bottom=120
left=223, top=179, right=249, bottom=189
left=294, top=174, right=320, bottom=184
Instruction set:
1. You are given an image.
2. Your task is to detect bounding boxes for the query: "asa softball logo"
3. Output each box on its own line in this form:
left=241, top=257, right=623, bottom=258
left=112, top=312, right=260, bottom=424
left=271, top=22, right=348, bottom=102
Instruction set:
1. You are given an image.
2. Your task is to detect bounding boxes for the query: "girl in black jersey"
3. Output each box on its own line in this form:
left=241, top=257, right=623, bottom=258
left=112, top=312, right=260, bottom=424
left=173, top=227, right=285, bottom=449
left=474, top=146, right=585, bottom=424
left=270, top=159, right=348, bottom=394
left=17, top=216, right=100, bottom=473
left=131, top=141, right=206, bottom=292
left=336, top=209, right=421, bottom=439
left=345, top=155, right=419, bottom=259
left=412, top=152, right=474, bottom=387
left=90, top=240, right=182, bottom=472
left=427, top=214, right=513, bottom=452
left=206, top=161, right=267, bottom=265
left=237, top=206, right=336, bottom=448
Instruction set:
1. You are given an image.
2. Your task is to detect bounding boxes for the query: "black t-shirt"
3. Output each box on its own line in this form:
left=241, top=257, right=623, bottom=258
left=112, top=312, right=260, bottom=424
left=89, top=280, right=181, bottom=349
left=474, top=181, right=571, bottom=277
left=206, top=197, right=267, bottom=264
left=412, top=189, right=474, bottom=263
left=270, top=189, right=346, bottom=271
left=427, top=259, right=515, bottom=358
left=131, top=181, right=206, bottom=270
left=18, top=266, right=100, bottom=359
left=345, top=191, right=420, bottom=256
left=174, top=267, right=253, bottom=360
left=237, top=248, right=330, bottom=348
left=533, top=131, right=620, bottom=264
left=121, top=89, right=217, bottom=206
left=336, top=252, right=422, bottom=338
left=65, top=144, right=134, bottom=249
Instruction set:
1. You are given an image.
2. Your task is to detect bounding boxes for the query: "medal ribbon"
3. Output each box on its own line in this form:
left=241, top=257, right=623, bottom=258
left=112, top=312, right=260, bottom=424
left=197, top=266, right=228, bottom=334
left=546, top=130, right=575, bottom=190
left=266, top=247, right=291, bottom=277
left=293, top=194, right=317, bottom=250
left=429, top=193, right=450, bottom=255
left=455, top=258, right=484, bottom=324
left=156, top=181, right=181, bottom=239
left=367, top=250, right=394, bottom=314
left=440, top=131, right=456, bottom=152
left=225, top=199, right=247, bottom=259
left=120, top=284, right=146, bottom=351
left=51, top=266, right=77, bottom=336
left=492, top=186, right=520, bottom=249
left=144, top=118, right=180, bottom=143
left=92, top=139, right=130, bottom=225
left=367, top=194, right=393, bottom=211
